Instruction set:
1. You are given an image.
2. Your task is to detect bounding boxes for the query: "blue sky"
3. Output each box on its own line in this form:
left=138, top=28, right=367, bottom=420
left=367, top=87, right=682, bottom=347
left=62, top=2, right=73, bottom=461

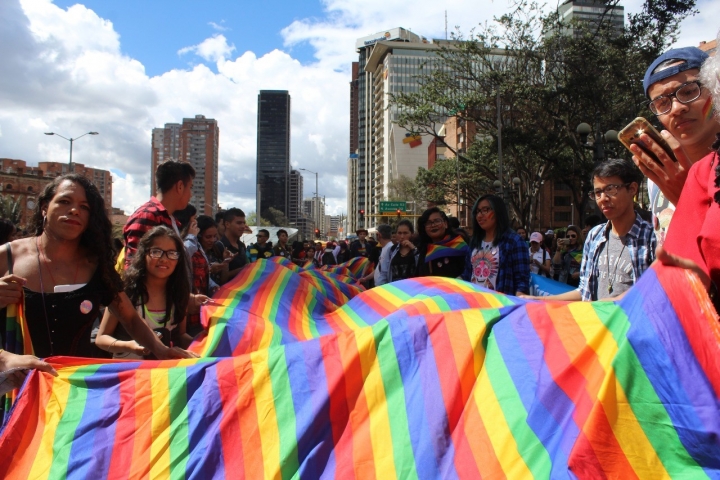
left=53, top=0, right=324, bottom=75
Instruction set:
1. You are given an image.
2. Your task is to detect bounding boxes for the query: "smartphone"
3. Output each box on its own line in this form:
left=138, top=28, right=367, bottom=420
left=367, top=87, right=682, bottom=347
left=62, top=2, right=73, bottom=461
left=618, top=117, right=677, bottom=165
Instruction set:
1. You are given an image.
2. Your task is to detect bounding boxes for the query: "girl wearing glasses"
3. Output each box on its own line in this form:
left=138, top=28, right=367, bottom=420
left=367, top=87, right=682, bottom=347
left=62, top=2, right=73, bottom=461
left=96, top=226, right=194, bottom=358
left=416, top=207, right=468, bottom=278
left=0, top=175, right=188, bottom=362
left=553, top=225, right=584, bottom=287
left=463, top=194, right=530, bottom=295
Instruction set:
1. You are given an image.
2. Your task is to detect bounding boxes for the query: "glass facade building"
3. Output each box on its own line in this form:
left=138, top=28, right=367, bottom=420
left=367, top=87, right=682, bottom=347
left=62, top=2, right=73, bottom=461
left=257, top=90, right=291, bottom=219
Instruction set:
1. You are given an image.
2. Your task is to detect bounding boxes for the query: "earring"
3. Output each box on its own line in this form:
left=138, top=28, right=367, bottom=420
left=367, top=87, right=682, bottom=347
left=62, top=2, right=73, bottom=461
left=42, top=215, right=47, bottom=228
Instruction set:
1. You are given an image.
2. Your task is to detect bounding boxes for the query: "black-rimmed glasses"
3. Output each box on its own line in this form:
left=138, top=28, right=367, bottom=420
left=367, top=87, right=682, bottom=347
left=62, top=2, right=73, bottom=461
left=588, top=183, right=631, bottom=200
left=648, top=81, right=703, bottom=115
left=147, top=248, right=181, bottom=260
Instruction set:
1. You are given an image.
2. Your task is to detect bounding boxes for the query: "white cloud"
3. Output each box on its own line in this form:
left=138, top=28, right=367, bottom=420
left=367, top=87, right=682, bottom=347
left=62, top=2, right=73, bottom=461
left=208, top=21, right=229, bottom=32
left=178, top=34, right=236, bottom=63
left=1, top=0, right=717, bottom=220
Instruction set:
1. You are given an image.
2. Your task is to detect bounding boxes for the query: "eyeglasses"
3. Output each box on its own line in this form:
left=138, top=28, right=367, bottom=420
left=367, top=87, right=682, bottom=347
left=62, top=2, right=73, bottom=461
left=475, top=207, right=493, bottom=216
left=147, top=248, right=181, bottom=260
left=648, top=81, right=703, bottom=115
left=567, top=234, right=577, bottom=239
left=425, top=218, right=445, bottom=227
left=588, top=183, right=630, bottom=200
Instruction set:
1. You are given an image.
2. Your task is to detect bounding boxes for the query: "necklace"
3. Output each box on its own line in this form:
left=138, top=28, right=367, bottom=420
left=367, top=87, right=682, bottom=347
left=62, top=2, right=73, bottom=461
left=37, top=236, right=80, bottom=288
left=606, top=234, right=627, bottom=294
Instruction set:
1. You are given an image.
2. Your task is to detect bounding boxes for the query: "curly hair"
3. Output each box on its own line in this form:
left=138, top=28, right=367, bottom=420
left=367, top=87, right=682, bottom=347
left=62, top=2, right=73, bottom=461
left=32, top=174, right=122, bottom=305
left=123, top=226, right=189, bottom=326
left=699, top=29, right=720, bottom=206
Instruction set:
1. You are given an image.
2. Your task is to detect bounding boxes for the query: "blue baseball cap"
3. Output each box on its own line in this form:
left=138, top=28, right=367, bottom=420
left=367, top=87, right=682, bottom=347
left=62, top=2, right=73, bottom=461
left=643, top=47, right=709, bottom=98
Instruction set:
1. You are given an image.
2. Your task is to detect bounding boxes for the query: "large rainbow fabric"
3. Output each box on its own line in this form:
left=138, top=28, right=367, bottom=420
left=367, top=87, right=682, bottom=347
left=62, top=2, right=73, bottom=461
left=1, top=259, right=720, bottom=478
left=425, top=234, right=469, bottom=262
left=2, top=295, right=33, bottom=420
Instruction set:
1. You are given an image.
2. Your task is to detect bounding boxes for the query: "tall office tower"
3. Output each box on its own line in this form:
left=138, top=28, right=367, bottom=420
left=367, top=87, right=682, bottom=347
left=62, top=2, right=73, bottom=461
left=349, top=62, right=359, bottom=155
left=150, top=116, right=219, bottom=216
left=350, top=28, right=425, bottom=232
left=557, top=0, right=624, bottom=37
left=288, top=169, right=303, bottom=224
left=303, top=197, right=326, bottom=234
left=257, top=90, right=291, bottom=221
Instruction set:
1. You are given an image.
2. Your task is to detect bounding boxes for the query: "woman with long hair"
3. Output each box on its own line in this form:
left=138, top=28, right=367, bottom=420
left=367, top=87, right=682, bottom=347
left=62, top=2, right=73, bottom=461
left=463, top=194, right=530, bottom=295
left=387, top=219, right=419, bottom=282
left=96, top=226, right=193, bottom=358
left=553, top=225, right=584, bottom=287
left=416, top=207, right=468, bottom=278
left=0, top=174, right=191, bottom=360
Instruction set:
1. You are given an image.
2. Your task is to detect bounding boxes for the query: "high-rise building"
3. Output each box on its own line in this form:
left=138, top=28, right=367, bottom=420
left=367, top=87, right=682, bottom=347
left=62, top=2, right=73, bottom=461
left=257, top=90, right=291, bottom=221
left=557, top=0, right=625, bottom=37
left=288, top=169, right=303, bottom=224
left=349, top=28, right=427, bottom=232
left=303, top=197, right=326, bottom=235
left=150, top=115, right=219, bottom=216
left=349, top=62, right=359, bottom=156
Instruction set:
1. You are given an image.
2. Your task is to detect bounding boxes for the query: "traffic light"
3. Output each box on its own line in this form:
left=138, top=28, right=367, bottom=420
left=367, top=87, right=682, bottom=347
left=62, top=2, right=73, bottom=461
left=314, top=229, right=320, bottom=238
left=358, top=209, right=365, bottom=219
left=396, top=208, right=402, bottom=216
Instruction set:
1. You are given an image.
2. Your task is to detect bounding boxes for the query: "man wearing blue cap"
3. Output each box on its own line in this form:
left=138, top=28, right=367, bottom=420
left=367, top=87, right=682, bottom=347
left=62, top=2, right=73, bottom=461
left=632, top=47, right=720, bottom=244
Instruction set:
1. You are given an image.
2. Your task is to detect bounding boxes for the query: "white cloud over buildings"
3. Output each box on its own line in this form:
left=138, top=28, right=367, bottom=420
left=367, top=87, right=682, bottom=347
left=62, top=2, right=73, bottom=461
left=1, top=0, right=717, bottom=216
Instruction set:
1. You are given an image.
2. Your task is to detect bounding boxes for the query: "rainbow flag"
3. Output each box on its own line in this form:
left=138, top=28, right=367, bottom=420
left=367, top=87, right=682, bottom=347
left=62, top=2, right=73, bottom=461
left=425, top=234, right=469, bottom=262
left=2, top=295, right=33, bottom=422
left=1, top=260, right=719, bottom=478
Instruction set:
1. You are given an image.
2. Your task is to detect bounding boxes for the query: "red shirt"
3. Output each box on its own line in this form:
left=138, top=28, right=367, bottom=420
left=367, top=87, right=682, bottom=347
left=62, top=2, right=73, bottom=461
left=123, top=197, right=180, bottom=268
left=664, top=150, right=720, bottom=286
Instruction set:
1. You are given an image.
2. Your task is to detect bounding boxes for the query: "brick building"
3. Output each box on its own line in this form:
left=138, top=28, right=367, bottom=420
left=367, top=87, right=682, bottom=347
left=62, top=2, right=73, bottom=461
left=0, top=159, right=113, bottom=228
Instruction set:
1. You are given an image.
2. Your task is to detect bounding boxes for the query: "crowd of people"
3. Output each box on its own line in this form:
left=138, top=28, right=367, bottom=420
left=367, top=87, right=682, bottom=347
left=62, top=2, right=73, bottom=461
left=1, top=34, right=719, bottom=417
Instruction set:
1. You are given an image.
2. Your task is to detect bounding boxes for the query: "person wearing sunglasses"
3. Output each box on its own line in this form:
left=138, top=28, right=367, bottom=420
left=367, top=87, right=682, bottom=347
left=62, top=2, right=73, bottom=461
left=247, top=229, right=274, bottom=263
left=633, top=47, right=720, bottom=245
left=552, top=225, right=584, bottom=287
left=524, top=158, right=655, bottom=302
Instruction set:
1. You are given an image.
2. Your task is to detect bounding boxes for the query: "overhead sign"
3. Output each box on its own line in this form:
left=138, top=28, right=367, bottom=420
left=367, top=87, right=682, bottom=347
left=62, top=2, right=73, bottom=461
left=379, top=201, right=407, bottom=213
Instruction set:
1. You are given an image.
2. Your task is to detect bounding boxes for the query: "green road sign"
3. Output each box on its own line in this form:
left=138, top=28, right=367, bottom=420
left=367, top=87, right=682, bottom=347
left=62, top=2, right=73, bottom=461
left=379, top=201, right=407, bottom=213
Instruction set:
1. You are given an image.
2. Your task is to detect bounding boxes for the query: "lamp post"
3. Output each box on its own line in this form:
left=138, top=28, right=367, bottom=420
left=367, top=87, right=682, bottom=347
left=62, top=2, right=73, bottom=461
left=494, top=176, right=521, bottom=222
left=299, top=168, right=319, bottom=237
left=44, top=132, right=99, bottom=170
left=575, top=119, right=618, bottom=163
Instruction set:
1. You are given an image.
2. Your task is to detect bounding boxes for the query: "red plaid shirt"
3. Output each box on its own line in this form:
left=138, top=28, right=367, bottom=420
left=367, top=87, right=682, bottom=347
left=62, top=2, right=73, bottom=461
left=123, top=197, right=180, bottom=268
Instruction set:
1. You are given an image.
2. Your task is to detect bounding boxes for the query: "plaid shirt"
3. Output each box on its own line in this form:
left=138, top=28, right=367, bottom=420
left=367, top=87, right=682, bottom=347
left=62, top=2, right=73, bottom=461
left=577, top=212, right=656, bottom=301
left=123, top=197, right=180, bottom=268
left=463, top=230, right=530, bottom=294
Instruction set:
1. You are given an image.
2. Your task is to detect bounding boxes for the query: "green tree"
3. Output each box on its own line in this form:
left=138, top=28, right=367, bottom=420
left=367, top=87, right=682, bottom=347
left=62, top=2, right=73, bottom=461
left=265, top=207, right=290, bottom=227
left=246, top=211, right=271, bottom=227
left=0, top=195, right=22, bottom=225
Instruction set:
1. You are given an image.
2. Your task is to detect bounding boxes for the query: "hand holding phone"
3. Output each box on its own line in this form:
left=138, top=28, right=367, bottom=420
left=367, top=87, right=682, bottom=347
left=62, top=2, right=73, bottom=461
left=620, top=117, right=692, bottom=206
left=619, top=117, right=677, bottom=166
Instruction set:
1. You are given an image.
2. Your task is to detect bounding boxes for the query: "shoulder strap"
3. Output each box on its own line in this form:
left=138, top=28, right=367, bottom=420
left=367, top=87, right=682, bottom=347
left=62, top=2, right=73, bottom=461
left=5, top=242, right=13, bottom=275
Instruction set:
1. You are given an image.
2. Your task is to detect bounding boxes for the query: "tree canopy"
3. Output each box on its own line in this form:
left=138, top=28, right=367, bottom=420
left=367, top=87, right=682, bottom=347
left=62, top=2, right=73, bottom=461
left=389, top=0, right=697, bottom=228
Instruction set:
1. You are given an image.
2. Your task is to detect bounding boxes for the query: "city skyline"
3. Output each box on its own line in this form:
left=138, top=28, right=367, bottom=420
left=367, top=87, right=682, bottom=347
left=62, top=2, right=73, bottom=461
left=1, top=0, right=717, bottom=217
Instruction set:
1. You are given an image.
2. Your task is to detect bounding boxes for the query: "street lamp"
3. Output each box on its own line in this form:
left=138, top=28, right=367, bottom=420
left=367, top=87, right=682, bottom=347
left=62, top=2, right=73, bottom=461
left=494, top=177, right=521, bottom=221
left=44, top=131, right=99, bottom=170
left=298, top=168, right=319, bottom=237
left=576, top=121, right=618, bottom=163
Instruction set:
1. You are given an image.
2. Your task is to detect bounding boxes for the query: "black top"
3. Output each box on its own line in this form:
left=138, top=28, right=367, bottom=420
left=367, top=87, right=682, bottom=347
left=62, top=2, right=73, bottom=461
left=417, top=249, right=465, bottom=278
left=24, top=267, right=106, bottom=358
left=390, top=248, right=418, bottom=281
left=221, top=235, right=248, bottom=271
